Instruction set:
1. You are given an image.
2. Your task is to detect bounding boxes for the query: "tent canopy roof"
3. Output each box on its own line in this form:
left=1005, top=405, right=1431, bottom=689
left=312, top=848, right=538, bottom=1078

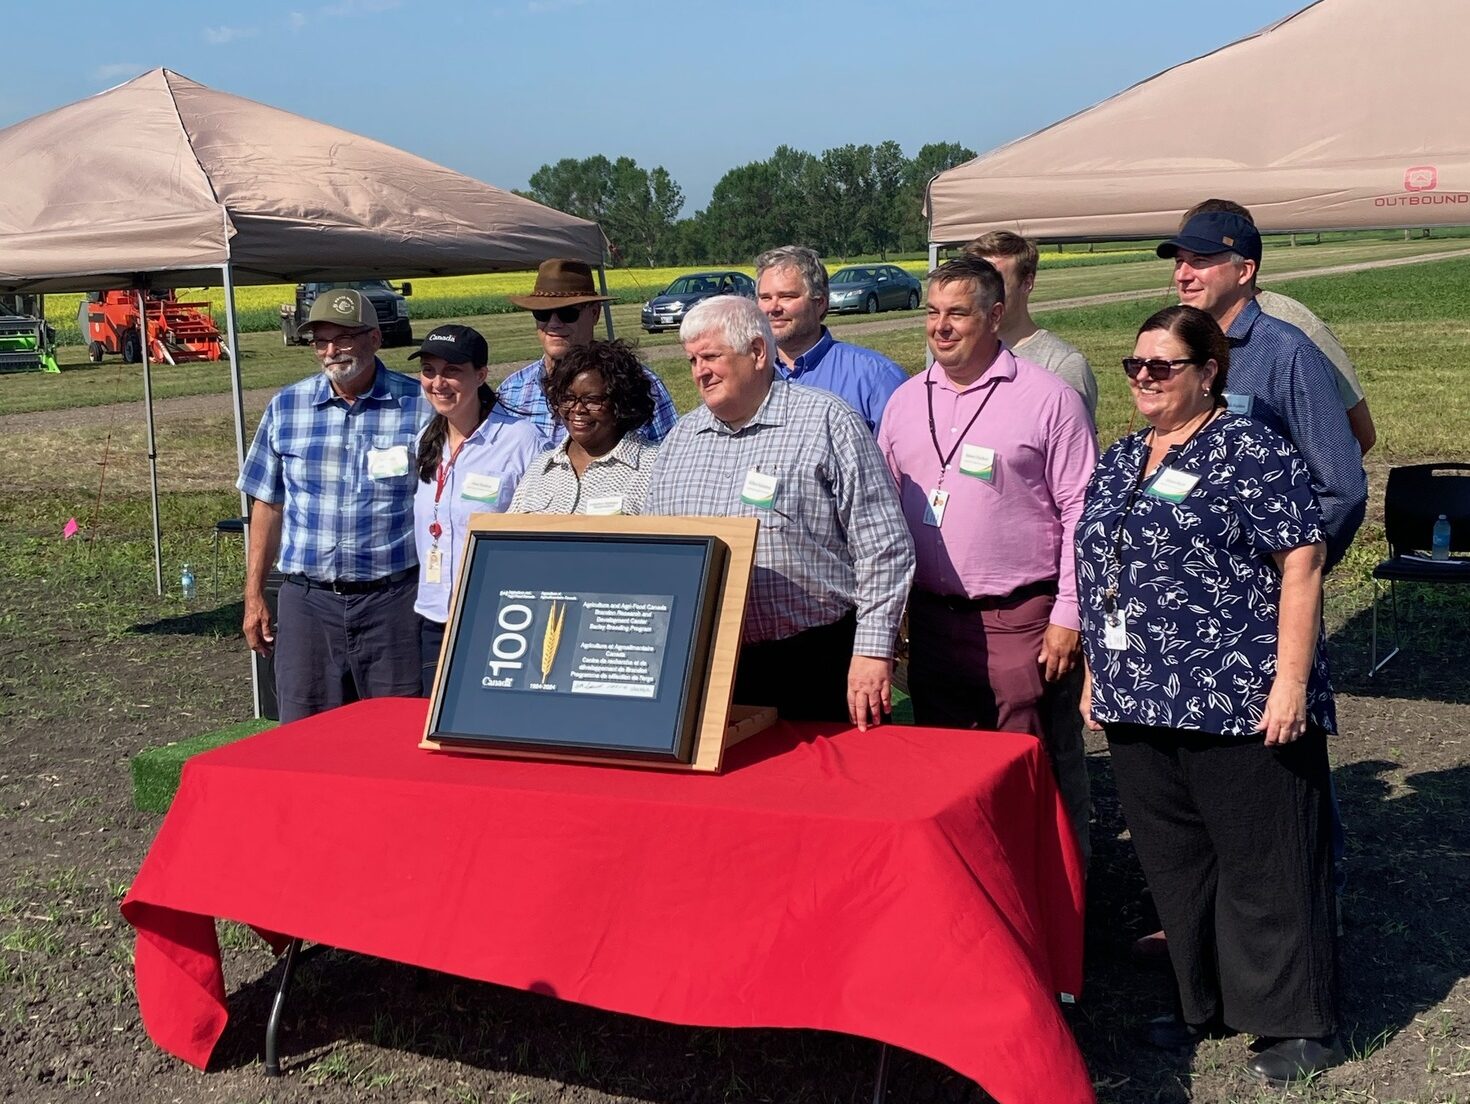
left=927, top=0, right=1470, bottom=245
left=0, top=68, right=605, bottom=293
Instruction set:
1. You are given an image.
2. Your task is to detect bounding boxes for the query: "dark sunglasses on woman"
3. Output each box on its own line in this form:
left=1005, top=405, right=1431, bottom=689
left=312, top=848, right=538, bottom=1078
left=1121, top=357, right=1200, bottom=381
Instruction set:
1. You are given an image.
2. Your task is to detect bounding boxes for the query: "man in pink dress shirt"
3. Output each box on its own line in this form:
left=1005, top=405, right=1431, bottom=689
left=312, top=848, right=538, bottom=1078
left=877, top=256, right=1098, bottom=861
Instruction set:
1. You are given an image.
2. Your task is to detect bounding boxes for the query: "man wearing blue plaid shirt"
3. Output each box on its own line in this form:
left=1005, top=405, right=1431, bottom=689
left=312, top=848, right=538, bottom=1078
left=238, top=289, right=429, bottom=722
left=645, top=296, right=915, bottom=730
left=499, top=259, right=677, bottom=445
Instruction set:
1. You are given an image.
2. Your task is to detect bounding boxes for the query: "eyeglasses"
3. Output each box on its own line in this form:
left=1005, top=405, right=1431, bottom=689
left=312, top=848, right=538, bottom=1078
left=1121, top=357, right=1200, bottom=381
left=555, top=393, right=610, bottom=415
left=532, top=305, right=589, bottom=325
left=311, top=328, right=372, bottom=350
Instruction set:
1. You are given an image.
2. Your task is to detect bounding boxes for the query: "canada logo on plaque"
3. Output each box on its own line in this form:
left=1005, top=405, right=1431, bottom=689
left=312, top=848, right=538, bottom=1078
left=421, top=515, right=774, bottom=772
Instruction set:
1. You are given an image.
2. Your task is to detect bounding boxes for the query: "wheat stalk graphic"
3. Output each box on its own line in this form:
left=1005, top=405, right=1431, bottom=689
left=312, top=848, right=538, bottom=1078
left=540, top=600, right=566, bottom=682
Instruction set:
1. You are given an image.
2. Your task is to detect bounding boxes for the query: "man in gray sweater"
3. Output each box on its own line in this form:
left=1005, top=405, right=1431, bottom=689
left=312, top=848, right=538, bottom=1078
left=965, top=231, right=1098, bottom=422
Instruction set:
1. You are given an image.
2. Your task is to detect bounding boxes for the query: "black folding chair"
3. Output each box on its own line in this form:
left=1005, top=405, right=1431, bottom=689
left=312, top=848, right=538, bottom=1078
left=213, top=516, right=247, bottom=599
left=1369, top=463, right=1470, bottom=675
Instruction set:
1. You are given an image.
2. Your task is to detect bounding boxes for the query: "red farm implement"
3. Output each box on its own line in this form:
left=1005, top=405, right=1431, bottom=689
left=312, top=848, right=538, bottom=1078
left=81, top=290, right=223, bottom=364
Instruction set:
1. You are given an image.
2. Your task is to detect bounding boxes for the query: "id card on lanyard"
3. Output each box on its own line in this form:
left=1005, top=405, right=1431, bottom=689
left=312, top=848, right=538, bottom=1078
left=426, top=439, right=467, bottom=584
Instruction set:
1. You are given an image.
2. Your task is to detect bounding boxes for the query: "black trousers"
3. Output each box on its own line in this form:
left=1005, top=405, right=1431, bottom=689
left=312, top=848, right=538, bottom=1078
left=733, top=612, right=856, bottom=723
left=419, top=617, right=446, bottom=698
left=1106, top=723, right=1338, bottom=1038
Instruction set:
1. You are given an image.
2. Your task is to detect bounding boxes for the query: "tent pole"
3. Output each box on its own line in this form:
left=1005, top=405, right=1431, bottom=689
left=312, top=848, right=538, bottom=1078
left=138, top=289, right=164, bottom=597
left=596, top=264, right=615, bottom=340
left=924, top=242, right=939, bottom=370
left=221, top=263, right=263, bottom=720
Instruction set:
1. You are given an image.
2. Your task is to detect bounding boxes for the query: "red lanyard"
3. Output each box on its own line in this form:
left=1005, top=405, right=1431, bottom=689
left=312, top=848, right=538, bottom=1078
left=428, top=439, right=467, bottom=542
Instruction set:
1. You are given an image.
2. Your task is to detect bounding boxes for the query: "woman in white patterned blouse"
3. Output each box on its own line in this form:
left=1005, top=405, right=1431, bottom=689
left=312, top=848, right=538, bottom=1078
left=508, top=340, right=662, bottom=516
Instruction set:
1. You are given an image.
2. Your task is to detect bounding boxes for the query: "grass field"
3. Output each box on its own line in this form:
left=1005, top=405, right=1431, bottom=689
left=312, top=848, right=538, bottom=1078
left=7, top=234, right=1470, bottom=419
left=0, top=243, right=1467, bottom=1104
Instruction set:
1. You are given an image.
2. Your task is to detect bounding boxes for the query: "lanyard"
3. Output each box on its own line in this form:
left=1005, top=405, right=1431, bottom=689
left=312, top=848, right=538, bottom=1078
left=427, top=438, right=468, bottom=543
left=1103, top=410, right=1218, bottom=614
left=925, top=367, right=1002, bottom=476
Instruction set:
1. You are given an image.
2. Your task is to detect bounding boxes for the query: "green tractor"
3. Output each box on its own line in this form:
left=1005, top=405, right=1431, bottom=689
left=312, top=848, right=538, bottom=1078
left=0, top=294, right=59, bottom=374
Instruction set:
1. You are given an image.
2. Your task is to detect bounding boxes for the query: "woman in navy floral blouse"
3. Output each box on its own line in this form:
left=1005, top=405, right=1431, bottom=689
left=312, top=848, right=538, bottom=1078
left=1077, top=306, right=1341, bottom=1086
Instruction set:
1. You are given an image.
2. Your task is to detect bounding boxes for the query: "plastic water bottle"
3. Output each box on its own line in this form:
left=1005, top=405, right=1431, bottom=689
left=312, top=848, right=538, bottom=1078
left=180, top=563, right=196, bottom=600
left=1432, top=515, right=1451, bottom=561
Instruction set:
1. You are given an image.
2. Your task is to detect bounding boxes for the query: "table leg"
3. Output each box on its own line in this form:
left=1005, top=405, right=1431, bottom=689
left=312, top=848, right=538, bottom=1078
left=264, top=937, right=304, bottom=1077
left=871, top=1042, right=891, bottom=1103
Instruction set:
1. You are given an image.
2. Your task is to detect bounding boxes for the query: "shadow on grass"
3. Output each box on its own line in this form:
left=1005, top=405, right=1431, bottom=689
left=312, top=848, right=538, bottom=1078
left=131, top=600, right=242, bottom=638
left=1334, top=759, right=1470, bottom=1057
left=1074, top=745, right=1470, bottom=1102
left=208, top=954, right=993, bottom=1103
left=1328, top=582, right=1470, bottom=704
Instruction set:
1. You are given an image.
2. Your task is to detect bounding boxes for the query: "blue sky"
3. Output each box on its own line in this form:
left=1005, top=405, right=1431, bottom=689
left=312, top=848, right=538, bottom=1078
left=1, top=0, right=1311, bottom=212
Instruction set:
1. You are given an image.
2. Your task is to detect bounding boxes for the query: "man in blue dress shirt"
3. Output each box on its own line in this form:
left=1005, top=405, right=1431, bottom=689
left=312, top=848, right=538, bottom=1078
left=755, top=245, right=909, bottom=433
left=1158, top=212, right=1366, bottom=568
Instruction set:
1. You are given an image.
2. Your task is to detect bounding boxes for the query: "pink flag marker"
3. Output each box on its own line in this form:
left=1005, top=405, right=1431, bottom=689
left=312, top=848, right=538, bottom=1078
left=63, top=517, right=79, bottom=540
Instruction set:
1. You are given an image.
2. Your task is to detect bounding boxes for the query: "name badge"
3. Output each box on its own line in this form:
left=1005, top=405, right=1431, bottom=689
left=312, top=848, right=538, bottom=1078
left=585, top=495, right=625, bottom=516
left=740, top=470, right=778, bottom=509
left=958, top=444, right=995, bottom=481
left=424, top=546, right=444, bottom=584
left=923, top=487, right=950, bottom=527
left=367, top=444, right=410, bottom=480
left=1104, top=610, right=1129, bottom=651
left=1225, top=392, right=1254, bottom=417
left=1145, top=466, right=1201, bottom=504
left=460, top=472, right=502, bottom=504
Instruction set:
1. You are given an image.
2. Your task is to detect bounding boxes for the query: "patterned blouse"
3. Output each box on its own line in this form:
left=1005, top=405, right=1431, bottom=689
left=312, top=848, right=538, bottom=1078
left=506, top=431, right=658, bottom=515
left=1076, top=413, right=1335, bottom=737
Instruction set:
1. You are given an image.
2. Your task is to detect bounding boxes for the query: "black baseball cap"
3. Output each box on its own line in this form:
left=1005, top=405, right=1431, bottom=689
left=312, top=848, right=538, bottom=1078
left=407, top=324, right=489, bottom=367
left=1157, top=211, right=1263, bottom=265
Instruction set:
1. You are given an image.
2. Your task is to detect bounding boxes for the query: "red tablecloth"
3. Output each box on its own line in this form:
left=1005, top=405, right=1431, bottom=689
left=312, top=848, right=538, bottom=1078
left=122, top=698, right=1092, bottom=1104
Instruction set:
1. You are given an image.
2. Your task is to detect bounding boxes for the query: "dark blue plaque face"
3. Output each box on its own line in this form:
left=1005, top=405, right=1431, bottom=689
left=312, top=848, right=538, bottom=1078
left=429, top=533, right=724, bottom=762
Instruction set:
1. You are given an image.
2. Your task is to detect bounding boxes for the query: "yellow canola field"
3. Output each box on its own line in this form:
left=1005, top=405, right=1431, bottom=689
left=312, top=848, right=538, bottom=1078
left=40, top=251, right=1157, bottom=327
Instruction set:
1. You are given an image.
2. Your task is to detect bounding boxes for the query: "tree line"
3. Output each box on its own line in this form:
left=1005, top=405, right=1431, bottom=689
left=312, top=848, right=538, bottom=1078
left=519, top=141, right=976, bottom=268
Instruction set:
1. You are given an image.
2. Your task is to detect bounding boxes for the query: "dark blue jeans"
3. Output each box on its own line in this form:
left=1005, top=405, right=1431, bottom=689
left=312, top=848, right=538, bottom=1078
left=274, top=574, right=420, bottom=723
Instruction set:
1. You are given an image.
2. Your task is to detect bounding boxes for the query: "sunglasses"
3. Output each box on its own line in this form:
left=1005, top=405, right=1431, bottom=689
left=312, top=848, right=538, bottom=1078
left=532, top=305, right=589, bottom=325
left=1121, top=357, right=1200, bottom=381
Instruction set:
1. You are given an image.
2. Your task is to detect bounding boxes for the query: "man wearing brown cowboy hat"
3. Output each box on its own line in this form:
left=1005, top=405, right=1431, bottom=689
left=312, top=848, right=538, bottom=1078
left=498, top=258, right=678, bottom=444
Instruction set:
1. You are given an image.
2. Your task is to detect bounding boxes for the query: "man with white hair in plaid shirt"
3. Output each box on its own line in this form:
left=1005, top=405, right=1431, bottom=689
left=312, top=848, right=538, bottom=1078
left=645, top=295, right=915, bottom=729
left=239, top=289, right=428, bottom=722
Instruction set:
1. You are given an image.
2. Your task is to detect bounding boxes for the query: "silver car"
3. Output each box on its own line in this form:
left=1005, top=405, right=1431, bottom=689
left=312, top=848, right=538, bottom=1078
left=826, top=264, right=923, bottom=314
left=641, top=271, right=756, bottom=333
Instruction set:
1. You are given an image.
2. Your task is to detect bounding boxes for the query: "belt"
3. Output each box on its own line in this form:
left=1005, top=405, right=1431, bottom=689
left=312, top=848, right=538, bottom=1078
left=911, top=577, right=1057, bottom=612
left=285, top=567, right=415, bottom=595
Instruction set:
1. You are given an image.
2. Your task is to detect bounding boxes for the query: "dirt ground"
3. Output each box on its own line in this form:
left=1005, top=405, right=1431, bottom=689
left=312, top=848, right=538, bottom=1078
left=0, top=552, right=1466, bottom=1104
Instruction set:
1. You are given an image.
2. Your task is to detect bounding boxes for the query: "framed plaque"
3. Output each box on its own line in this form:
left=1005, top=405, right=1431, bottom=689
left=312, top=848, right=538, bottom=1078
left=422, top=515, right=770, bottom=772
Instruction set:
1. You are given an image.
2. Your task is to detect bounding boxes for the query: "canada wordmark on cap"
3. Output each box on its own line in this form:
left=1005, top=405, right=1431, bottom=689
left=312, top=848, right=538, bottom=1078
left=407, top=324, right=488, bottom=366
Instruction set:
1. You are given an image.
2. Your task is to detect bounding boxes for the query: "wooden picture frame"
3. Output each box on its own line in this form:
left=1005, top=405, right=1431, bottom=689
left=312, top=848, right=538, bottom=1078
left=421, top=515, right=772, bottom=773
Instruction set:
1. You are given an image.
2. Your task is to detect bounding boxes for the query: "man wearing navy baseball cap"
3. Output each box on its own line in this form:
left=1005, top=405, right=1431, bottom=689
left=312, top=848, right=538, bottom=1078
left=1157, top=211, right=1365, bottom=570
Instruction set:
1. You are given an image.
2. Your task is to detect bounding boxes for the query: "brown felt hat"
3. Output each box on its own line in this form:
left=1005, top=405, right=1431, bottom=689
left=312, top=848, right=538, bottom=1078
left=508, top=259, right=614, bottom=310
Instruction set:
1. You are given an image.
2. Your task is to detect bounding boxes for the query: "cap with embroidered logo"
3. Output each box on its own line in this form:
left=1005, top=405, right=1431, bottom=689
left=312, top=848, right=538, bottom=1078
left=298, top=288, right=380, bottom=337
left=407, top=324, right=489, bottom=367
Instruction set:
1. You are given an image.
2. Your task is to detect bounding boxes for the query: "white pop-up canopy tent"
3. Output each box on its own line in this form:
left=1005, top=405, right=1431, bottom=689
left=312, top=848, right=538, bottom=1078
left=0, top=68, right=607, bottom=716
left=0, top=69, right=606, bottom=552
left=926, top=0, right=1470, bottom=247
